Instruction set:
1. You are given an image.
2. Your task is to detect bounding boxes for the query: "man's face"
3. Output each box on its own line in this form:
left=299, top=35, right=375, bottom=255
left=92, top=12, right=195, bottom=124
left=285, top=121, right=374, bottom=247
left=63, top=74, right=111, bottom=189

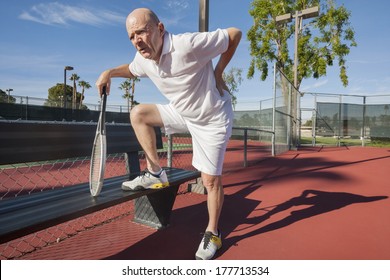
left=126, top=16, right=164, bottom=62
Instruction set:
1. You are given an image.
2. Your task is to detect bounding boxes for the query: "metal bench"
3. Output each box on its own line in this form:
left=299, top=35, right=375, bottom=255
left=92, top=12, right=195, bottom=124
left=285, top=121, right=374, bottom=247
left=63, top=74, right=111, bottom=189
left=0, top=120, right=200, bottom=243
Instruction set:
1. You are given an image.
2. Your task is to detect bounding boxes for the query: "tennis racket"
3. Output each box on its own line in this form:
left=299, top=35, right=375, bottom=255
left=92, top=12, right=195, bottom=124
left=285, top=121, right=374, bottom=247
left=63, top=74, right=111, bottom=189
left=89, top=86, right=107, bottom=197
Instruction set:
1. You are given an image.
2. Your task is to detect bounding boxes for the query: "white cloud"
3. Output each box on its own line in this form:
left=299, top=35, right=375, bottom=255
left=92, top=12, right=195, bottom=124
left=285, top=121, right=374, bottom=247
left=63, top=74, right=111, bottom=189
left=301, top=79, right=329, bottom=92
left=19, top=2, right=124, bottom=27
left=160, top=0, right=191, bottom=28
left=166, top=0, right=189, bottom=11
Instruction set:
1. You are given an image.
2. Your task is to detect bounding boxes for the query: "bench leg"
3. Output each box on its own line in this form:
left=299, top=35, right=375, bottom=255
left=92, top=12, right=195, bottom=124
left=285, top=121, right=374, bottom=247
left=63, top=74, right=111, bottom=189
left=187, top=177, right=207, bottom=194
left=133, top=185, right=179, bottom=229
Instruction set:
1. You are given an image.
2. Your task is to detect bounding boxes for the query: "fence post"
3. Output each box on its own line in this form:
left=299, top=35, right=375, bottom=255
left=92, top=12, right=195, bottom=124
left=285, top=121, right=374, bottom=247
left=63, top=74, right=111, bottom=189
left=167, top=134, right=173, bottom=168
left=244, top=128, right=248, bottom=167
left=297, top=89, right=301, bottom=148
left=287, top=84, right=292, bottom=149
left=25, top=96, right=29, bottom=120
left=362, top=96, right=366, bottom=147
left=338, top=95, right=342, bottom=147
left=259, top=100, right=262, bottom=142
left=312, top=93, right=317, bottom=146
left=272, top=64, right=276, bottom=156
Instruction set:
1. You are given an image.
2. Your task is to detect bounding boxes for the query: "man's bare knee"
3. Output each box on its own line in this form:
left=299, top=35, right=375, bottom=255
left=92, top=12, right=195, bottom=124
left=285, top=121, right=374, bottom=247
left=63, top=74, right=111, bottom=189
left=202, top=174, right=222, bottom=192
left=130, top=104, right=146, bottom=124
left=130, top=104, right=163, bottom=127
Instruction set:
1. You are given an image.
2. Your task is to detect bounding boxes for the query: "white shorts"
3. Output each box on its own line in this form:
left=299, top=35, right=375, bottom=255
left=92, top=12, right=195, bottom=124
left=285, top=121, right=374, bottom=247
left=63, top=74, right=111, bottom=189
left=156, top=103, right=233, bottom=176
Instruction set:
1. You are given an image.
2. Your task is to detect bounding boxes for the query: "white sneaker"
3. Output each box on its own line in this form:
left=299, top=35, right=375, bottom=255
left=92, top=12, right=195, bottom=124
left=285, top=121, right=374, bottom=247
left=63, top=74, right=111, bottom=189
left=195, top=230, right=222, bottom=260
left=121, top=169, right=169, bottom=191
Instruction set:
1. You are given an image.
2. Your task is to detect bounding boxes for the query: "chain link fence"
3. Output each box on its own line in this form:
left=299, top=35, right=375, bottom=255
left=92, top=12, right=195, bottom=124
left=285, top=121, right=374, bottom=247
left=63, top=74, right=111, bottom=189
left=300, top=92, right=390, bottom=146
left=233, top=66, right=298, bottom=154
left=0, top=95, right=130, bottom=122
left=0, top=153, right=127, bottom=259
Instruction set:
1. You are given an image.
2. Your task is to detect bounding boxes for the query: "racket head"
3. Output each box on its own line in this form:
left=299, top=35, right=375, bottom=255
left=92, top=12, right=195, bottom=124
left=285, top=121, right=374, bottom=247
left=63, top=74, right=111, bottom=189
left=89, top=133, right=106, bottom=197
left=89, top=86, right=107, bottom=197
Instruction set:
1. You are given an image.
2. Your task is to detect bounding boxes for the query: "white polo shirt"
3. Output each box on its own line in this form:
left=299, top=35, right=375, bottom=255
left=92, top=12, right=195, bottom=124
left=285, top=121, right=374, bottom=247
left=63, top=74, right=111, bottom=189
left=129, top=29, right=232, bottom=124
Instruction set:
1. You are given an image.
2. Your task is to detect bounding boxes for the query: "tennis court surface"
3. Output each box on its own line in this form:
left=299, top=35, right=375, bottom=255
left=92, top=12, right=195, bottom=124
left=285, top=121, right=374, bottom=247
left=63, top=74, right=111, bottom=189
left=16, top=145, right=390, bottom=260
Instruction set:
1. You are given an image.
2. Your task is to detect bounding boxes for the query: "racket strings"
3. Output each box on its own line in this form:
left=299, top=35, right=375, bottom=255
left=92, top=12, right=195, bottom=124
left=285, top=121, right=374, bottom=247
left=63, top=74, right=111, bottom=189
left=90, top=137, right=103, bottom=188
left=89, top=88, right=107, bottom=196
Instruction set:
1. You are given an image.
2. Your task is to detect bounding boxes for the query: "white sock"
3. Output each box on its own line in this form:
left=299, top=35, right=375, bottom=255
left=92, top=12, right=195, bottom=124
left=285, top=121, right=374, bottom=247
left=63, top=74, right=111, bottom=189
left=149, top=168, right=162, bottom=177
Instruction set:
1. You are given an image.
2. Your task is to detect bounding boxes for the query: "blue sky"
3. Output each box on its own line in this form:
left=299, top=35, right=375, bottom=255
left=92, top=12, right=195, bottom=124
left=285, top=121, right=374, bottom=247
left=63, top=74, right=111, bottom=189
left=1, top=0, right=390, bottom=110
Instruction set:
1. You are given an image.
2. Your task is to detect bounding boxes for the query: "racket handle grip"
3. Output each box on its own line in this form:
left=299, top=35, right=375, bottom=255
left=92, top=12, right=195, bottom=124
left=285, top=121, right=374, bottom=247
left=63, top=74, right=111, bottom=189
left=101, top=86, right=107, bottom=113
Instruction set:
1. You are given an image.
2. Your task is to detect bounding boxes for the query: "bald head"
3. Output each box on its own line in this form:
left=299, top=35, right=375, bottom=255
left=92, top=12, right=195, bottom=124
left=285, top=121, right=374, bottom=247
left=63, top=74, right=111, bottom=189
left=125, top=8, right=165, bottom=62
left=126, top=8, right=160, bottom=31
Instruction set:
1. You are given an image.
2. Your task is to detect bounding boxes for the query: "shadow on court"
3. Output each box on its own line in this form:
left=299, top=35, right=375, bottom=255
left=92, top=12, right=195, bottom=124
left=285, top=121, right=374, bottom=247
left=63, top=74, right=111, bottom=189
left=105, top=183, right=387, bottom=259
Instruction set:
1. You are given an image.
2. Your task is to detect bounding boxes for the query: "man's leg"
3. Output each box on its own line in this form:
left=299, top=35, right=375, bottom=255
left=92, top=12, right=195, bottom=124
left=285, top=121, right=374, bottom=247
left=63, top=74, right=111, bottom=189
left=130, top=104, right=164, bottom=173
left=122, top=104, right=169, bottom=191
left=202, top=173, right=224, bottom=235
left=195, top=172, right=224, bottom=260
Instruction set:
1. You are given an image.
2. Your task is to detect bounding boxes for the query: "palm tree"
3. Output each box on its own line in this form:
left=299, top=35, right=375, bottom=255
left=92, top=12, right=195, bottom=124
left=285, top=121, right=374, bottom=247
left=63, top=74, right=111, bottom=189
left=119, top=77, right=140, bottom=112
left=69, top=73, right=80, bottom=109
left=129, top=77, right=140, bottom=110
left=78, top=80, right=91, bottom=109
left=119, top=79, right=131, bottom=113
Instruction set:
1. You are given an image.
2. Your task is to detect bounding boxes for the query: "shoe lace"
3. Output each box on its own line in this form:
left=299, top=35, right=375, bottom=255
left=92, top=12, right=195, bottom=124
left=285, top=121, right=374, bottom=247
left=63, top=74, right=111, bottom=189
left=202, top=232, right=213, bottom=250
left=137, top=169, right=151, bottom=182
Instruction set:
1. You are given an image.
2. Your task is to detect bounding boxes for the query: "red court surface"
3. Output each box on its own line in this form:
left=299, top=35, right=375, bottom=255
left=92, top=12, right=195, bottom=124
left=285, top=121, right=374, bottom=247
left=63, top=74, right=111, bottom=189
left=15, top=145, right=390, bottom=260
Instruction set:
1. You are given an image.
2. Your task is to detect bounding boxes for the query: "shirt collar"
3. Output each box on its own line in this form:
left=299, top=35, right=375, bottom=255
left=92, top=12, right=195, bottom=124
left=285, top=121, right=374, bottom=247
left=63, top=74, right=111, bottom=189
left=161, top=31, right=172, bottom=57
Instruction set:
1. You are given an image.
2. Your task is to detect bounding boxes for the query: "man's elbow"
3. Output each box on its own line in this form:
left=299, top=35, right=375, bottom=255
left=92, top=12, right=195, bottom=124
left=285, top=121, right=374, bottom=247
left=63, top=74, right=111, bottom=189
left=227, top=27, right=242, bottom=45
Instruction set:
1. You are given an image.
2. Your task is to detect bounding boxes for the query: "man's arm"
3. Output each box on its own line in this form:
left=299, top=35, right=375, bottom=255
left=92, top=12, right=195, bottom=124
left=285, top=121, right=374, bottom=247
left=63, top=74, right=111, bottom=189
left=95, top=64, right=135, bottom=95
left=214, top=27, right=242, bottom=96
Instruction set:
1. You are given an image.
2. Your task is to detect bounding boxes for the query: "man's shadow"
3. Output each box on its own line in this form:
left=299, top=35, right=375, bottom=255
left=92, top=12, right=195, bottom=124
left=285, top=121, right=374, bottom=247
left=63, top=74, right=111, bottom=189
left=220, top=189, right=388, bottom=256
left=105, top=180, right=263, bottom=260
left=105, top=184, right=387, bottom=259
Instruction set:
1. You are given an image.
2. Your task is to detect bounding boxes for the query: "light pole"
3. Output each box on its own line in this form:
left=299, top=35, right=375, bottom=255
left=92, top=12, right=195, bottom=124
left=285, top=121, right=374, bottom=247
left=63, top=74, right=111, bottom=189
left=63, top=66, right=74, bottom=108
left=276, top=6, right=319, bottom=147
left=199, top=0, right=209, bottom=32
left=6, top=88, right=13, bottom=103
left=276, top=6, right=319, bottom=88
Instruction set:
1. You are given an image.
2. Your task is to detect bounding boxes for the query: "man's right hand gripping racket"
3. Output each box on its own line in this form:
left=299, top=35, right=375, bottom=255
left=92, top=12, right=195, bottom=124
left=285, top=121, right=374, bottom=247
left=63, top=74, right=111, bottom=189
left=89, top=86, right=107, bottom=197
